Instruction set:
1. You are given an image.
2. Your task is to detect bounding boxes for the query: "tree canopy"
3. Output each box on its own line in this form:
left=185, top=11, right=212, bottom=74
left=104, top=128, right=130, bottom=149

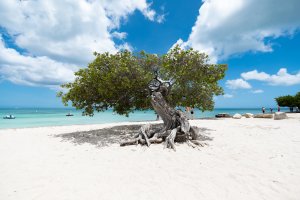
left=275, top=92, right=300, bottom=111
left=275, top=95, right=295, bottom=108
left=295, top=92, right=300, bottom=109
left=58, top=46, right=227, bottom=116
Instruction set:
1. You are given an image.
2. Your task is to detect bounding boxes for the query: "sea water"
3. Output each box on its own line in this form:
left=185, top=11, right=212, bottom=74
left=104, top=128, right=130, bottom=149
left=0, top=107, right=288, bottom=129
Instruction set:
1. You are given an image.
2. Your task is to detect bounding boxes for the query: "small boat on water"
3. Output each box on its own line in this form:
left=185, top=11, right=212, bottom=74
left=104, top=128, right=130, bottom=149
left=3, top=115, right=16, bottom=119
left=66, top=112, right=74, bottom=116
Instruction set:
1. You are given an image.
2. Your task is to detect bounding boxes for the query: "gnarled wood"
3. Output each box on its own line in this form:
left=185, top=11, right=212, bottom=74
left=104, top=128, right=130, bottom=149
left=120, top=76, right=204, bottom=150
left=120, top=137, right=164, bottom=147
left=120, top=139, right=139, bottom=146
left=164, top=127, right=179, bottom=151
left=140, top=124, right=151, bottom=146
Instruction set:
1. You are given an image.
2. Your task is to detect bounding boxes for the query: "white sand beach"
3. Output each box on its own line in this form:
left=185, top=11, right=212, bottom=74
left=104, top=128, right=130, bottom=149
left=0, top=114, right=300, bottom=200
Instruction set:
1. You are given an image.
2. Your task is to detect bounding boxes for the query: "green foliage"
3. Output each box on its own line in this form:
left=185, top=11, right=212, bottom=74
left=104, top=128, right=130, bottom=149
left=275, top=93, right=300, bottom=109
left=161, top=46, right=227, bottom=111
left=58, top=45, right=227, bottom=116
left=295, top=92, right=300, bottom=109
left=275, top=95, right=295, bottom=107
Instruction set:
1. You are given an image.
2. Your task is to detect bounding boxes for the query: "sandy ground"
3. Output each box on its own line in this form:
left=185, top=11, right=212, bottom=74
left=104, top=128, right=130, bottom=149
left=0, top=114, right=300, bottom=200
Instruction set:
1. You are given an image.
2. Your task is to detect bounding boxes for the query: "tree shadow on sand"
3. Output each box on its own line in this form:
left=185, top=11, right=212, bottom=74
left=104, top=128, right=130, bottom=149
left=56, top=124, right=214, bottom=148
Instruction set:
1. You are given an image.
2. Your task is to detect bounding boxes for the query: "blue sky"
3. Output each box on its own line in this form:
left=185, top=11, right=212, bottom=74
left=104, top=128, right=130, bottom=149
left=0, top=0, right=299, bottom=108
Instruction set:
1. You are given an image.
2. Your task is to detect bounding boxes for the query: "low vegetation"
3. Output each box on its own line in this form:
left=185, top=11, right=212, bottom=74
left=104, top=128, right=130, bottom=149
left=275, top=92, right=300, bottom=112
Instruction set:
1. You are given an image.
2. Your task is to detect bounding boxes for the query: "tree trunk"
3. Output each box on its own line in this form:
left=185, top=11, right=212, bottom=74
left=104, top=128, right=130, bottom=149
left=121, top=79, right=201, bottom=150
left=120, top=89, right=202, bottom=150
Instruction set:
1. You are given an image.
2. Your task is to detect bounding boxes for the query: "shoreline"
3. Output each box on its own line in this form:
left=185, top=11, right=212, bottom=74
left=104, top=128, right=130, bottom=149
left=0, top=120, right=163, bottom=133
left=1, top=107, right=292, bottom=130
left=0, top=120, right=160, bottom=131
left=1, top=111, right=297, bottom=131
left=0, top=117, right=219, bottom=131
left=0, top=114, right=300, bottom=200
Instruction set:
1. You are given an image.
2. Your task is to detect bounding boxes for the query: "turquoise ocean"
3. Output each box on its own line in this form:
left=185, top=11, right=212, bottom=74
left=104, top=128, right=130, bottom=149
left=0, top=107, right=288, bottom=129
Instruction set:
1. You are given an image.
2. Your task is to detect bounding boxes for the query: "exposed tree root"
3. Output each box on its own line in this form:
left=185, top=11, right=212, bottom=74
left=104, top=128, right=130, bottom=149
left=120, top=87, right=207, bottom=150
left=120, top=137, right=163, bottom=147
left=164, top=127, right=179, bottom=151
left=120, top=123, right=206, bottom=150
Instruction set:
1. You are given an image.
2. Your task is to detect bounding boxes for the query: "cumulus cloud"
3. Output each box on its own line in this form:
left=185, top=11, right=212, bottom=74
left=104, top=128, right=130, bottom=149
left=251, top=89, right=264, bottom=94
left=116, top=42, right=134, bottom=52
left=0, top=0, right=162, bottom=87
left=179, top=0, right=300, bottom=61
left=226, top=78, right=252, bottom=89
left=242, top=68, right=300, bottom=86
left=241, top=70, right=270, bottom=81
left=0, top=38, right=77, bottom=88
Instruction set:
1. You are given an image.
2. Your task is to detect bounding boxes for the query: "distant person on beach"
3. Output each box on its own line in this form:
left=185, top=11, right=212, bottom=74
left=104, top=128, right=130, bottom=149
left=154, top=111, right=160, bottom=121
left=262, top=107, right=265, bottom=114
left=156, top=114, right=160, bottom=121
left=278, top=106, right=280, bottom=112
left=270, top=108, right=273, bottom=113
left=191, top=107, right=194, bottom=119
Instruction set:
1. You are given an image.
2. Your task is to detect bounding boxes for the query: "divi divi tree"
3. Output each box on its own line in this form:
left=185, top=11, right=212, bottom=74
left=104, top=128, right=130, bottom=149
left=58, top=46, right=227, bottom=150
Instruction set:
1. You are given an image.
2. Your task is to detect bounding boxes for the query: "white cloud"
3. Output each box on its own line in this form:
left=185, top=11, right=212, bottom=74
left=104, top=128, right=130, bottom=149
left=0, top=38, right=77, bottom=88
left=156, top=14, right=166, bottom=24
left=226, top=78, right=252, bottom=89
left=171, top=38, right=187, bottom=49
left=251, top=89, right=264, bottom=94
left=241, top=68, right=300, bottom=86
left=241, top=70, right=270, bottom=81
left=0, top=0, right=162, bottom=87
left=103, top=0, right=161, bottom=25
left=179, top=0, right=300, bottom=61
left=223, top=94, right=233, bottom=98
left=116, top=42, right=134, bottom=52
left=111, top=32, right=127, bottom=40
